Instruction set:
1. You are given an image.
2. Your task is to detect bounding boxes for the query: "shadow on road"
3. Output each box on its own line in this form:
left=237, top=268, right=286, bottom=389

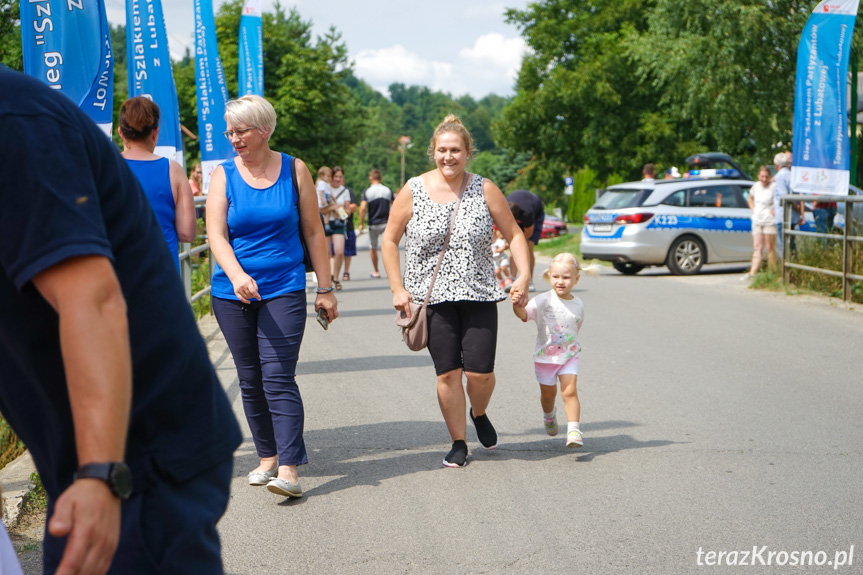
left=231, top=419, right=681, bottom=500
left=297, top=354, right=433, bottom=375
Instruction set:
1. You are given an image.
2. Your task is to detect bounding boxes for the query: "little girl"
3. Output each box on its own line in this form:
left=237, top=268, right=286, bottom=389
left=491, top=227, right=513, bottom=289
left=511, top=253, right=599, bottom=448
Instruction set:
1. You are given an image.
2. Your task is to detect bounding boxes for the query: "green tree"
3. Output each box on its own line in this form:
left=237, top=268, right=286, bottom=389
left=626, top=0, right=816, bottom=167
left=0, top=0, right=21, bottom=70
left=497, top=0, right=662, bottom=207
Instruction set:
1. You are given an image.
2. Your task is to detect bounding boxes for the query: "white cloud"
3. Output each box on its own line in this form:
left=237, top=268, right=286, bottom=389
left=460, top=33, right=526, bottom=76
left=453, top=33, right=526, bottom=98
left=352, top=34, right=525, bottom=99
left=106, top=1, right=529, bottom=100
left=353, top=45, right=452, bottom=96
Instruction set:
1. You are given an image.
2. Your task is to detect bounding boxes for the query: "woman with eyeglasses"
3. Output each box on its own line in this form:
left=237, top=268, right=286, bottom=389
left=206, top=95, right=337, bottom=500
left=119, top=97, right=196, bottom=273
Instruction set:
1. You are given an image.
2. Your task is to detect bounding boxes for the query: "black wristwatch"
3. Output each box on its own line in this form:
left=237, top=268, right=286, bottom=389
left=75, top=462, right=133, bottom=500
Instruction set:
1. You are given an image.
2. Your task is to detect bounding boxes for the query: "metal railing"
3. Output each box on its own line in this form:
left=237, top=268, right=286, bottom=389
left=781, top=194, right=863, bottom=301
left=179, top=196, right=212, bottom=311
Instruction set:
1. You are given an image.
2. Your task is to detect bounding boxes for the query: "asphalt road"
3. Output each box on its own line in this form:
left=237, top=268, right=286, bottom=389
left=209, top=240, right=863, bottom=575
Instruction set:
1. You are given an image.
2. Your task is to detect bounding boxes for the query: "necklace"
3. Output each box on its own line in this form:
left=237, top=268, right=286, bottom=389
left=241, top=154, right=270, bottom=181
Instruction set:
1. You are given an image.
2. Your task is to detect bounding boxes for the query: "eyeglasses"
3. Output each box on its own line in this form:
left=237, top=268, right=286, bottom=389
left=223, top=127, right=256, bottom=140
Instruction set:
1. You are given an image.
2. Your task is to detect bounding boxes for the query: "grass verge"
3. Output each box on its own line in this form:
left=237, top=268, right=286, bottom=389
left=749, top=235, right=862, bottom=303
left=535, top=233, right=583, bottom=259
left=1, top=418, right=26, bottom=470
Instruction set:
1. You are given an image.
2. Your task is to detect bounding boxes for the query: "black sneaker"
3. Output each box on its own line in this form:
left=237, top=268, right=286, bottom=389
left=470, top=409, right=499, bottom=449
left=443, top=440, right=468, bottom=468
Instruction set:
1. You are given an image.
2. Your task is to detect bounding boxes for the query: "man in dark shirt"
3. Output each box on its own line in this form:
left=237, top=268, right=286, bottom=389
left=507, top=189, right=545, bottom=291
left=0, top=66, right=241, bottom=574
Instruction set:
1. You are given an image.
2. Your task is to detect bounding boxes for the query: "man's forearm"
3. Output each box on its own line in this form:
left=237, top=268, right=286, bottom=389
left=59, top=291, right=131, bottom=464
left=34, top=256, right=132, bottom=466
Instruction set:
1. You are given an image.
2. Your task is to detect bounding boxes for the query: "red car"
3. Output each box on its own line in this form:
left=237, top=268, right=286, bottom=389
left=541, top=216, right=568, bottom=238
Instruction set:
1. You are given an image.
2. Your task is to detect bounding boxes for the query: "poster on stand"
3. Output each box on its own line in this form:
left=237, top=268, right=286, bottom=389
left=239, top=0, right=264, bottom=97
left=195, top=0, right=235, bottom=193
left=791, top=0, right=860, bottom=196
left=126, top=0, right=184, bottom=164
left=20, top=0, right=114, bottom=136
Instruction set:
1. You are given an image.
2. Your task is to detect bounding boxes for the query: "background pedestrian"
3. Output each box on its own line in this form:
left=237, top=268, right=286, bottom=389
left=119, top=97, right=197, bottom=272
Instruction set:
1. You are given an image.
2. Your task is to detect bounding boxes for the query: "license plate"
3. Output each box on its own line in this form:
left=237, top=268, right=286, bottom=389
left=593, top=224, right=612, bottom=232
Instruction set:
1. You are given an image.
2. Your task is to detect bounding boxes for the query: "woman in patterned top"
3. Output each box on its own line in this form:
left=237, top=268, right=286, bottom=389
left=382, top=114, right=530, bottom=468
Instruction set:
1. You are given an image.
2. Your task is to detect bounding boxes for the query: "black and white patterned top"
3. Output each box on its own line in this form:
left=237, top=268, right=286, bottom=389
left=404, top=173, right=505, bottom=305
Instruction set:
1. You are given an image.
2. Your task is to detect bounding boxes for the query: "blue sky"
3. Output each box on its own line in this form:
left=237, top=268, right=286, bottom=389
left=104, top=0, right=531, bottom=99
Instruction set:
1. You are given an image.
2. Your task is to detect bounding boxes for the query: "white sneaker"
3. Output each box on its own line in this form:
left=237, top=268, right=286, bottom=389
left=566, top=429, right=583, bottom=448
left=529, top=282, right=536, bottom=292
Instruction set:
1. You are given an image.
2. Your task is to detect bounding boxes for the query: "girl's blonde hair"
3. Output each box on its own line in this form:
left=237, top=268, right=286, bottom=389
left=427, top=114, right=477, bottom=160
left=541, top=253, right=601, bottom=281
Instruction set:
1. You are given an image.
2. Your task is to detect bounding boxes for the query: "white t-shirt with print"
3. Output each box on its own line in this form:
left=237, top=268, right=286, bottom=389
left=523, top=290, right=584, bottom=364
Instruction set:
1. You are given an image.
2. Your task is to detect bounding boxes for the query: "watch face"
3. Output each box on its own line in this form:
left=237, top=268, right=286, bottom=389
left=109, top=463, right=133, bottom=500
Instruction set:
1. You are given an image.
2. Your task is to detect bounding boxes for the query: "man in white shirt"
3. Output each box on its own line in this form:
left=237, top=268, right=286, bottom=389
left=358, top=169, right=393, bottom=278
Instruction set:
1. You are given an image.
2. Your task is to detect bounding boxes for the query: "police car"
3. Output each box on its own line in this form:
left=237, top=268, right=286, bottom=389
left=581, top=154, right=755, bottom=275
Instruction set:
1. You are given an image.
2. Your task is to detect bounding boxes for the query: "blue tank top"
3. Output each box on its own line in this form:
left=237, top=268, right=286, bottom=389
left=211, top=153, right=305, bottom=300
left=125, top=157, right=179, bottom=272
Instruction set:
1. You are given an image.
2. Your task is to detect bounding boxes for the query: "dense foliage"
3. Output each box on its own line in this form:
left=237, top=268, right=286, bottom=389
left=499, top=0, right=863, bottom=217
left=0, top=0, right=21, bottom=70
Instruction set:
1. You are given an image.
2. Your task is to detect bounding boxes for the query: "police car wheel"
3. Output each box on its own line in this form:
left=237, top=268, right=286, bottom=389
left=612, top=262, right=645, bottom=275
left=666, top=236, right=705, bottom=275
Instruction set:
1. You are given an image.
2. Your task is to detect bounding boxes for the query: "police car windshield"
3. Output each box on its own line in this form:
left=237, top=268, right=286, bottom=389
left=593, top=189, right=650, bottom=210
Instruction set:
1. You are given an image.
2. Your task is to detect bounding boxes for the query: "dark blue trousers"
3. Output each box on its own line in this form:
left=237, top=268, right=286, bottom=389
left=212, top=292, right=308, bottom=467
left=43, top=457, right=233, bottom=574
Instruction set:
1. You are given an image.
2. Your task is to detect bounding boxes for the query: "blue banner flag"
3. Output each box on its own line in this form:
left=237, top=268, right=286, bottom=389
left=126, top=0, right=183, bottom=164
left=195, top=0, right=235, bottom=193
left=792, top=0, right=860, bottom=195
left=20, top=0, right=114, bottom=136
left=239, top=0, right=264, bottom=96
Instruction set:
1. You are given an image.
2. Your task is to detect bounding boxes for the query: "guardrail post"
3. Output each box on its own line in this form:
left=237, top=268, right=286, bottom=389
left=782, top=199, right=790, bottom=284
left=180, top=241, right=192, bottom=301
left=842, top=201, right=856, bottom=301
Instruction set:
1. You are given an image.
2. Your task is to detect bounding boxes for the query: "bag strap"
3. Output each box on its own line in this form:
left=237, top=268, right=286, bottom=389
left=421, top=173, right=470, bottom=308
left=290, top=156, right=299, bottom=208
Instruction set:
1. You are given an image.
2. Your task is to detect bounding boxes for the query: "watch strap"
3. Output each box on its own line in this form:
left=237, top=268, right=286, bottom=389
left=76, top=462, right=132, bottom=499
left=76, top=462, right=112, bottom=481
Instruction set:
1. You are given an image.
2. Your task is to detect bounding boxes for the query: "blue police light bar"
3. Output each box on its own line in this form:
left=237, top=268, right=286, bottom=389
left=688, top=168, right=741, bottom=179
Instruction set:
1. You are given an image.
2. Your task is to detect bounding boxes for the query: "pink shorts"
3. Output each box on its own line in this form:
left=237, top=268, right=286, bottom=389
left=534, top=356, right=579, bottom=386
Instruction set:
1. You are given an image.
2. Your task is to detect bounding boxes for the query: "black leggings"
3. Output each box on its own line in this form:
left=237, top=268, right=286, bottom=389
left=426, top=300, right=498, bottom=375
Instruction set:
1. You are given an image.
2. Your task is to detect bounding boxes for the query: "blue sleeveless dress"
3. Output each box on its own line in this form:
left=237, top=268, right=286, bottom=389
left=211, top=153, right=305, bottom=300
left=125, top=157, right=180, bottom=272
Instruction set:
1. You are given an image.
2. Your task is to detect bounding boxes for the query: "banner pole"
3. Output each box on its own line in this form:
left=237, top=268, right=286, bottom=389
left=851, top=47, right=858, bottom=187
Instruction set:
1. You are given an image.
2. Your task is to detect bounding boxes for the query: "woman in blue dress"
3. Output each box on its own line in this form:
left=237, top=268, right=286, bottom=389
left=119, top=97, right=196, bottom=272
